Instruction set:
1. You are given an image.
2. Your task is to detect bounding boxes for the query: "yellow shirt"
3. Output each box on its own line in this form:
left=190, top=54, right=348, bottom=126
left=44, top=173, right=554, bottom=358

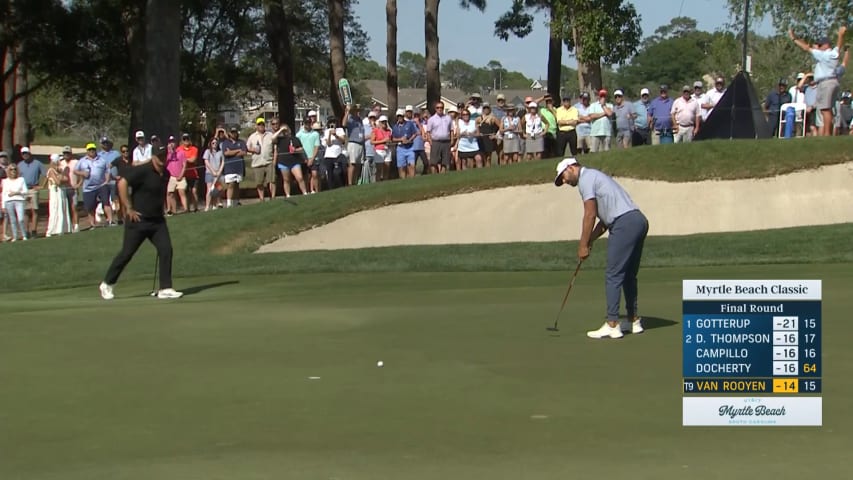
left=555, top=106, right=579, bottom=132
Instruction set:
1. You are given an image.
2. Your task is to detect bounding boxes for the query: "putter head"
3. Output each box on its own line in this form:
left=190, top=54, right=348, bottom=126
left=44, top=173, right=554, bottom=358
left=546, top=326, right=559, bottom=332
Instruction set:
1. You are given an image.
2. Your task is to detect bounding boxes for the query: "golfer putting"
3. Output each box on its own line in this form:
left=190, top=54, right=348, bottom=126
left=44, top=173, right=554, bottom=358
left=99, top=146, right=183, bottom=300
left=554, top=158, right=649, bottom=339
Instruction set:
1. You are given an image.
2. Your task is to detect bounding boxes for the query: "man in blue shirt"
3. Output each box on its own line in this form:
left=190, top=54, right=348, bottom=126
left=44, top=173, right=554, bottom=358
left=220, top=126, right=247, bottom=207
left=632, top=88, right=651, bottom=145
left=98, top=137, right=121, bottom=209
left=647, top=85, right=674, bottom=144
left=790, top=26, right=845, bottom=136
left=16, top=146, right=46, bottom=237
left=554, top=157, right=649, bottom=339
left=391, top=109, right=418, bottom=179
left=76, top=142, right=114, bottom=228
left=763, top=79, right=793, bottom=137
left=343, top=104, right=365, bottom=186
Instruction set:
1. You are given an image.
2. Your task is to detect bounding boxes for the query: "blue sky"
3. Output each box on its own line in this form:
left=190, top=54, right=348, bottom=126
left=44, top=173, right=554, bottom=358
left=353, top=0, right=774, bottom=79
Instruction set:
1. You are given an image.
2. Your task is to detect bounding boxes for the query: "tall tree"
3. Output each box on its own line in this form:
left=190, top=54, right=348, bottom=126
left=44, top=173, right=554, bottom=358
left=328, top=0, right=347, bottom=118
left=264, top=0, right=297, bottom=130
left=728, top=0, right=851, bottom=34
left=495, top=1, right=560, bottom=98
left=399, top=51, right=426, bottom=88
left=425, top=0, right=486, bottom=113
left=386, top=0, right=398, bottom=115
left=142, top=0, right=181, bottom=141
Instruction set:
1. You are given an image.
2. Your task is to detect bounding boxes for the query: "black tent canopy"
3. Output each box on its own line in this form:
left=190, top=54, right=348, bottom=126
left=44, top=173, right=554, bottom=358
left=695, top=71, right=772, bottom=140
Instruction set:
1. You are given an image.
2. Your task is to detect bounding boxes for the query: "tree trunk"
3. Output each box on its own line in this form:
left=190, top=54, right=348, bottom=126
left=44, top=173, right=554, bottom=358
left=328, top=0, right=347, bottom=119
left=425, top=0, right=441, bottom=113
left=264, top=1, right=297, bottom=130
left=2, top=48, right=14, bottom=153
left=572, top=25, right=602, bottom=93
left=546, top=3, right=562, bottom=100
left=142, top=0, right=180, bottom=144
left=386, top=0, right=398, bottom=115
left=13, top=60, right=29, bottom=147
left=122, top=1, right=146, bottom=147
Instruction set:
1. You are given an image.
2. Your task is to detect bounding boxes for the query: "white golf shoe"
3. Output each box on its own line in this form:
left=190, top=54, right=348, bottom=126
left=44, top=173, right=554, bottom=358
left=157, top=288, right=184, bottom=299
left=587, top=322, right=623, bottom=339
left=99, top=282, right=115, bottom=300
left=620, top=317, right=645, bottom=334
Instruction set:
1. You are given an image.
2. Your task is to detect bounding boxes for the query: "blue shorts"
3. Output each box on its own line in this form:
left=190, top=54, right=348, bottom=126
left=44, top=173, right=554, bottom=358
left=83, top=186, right=111, bottom=212
left=277, top=163, right=302, bottom=172
left=396, top=147, right=415, bottom=168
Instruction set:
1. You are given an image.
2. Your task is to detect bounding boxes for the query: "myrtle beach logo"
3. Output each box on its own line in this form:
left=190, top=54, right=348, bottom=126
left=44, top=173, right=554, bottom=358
left=719, top=404, right=787, bottom=419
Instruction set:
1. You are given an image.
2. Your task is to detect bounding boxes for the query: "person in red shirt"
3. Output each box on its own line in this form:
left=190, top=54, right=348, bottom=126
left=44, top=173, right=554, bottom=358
left=177, top=134, right=200, bottom=212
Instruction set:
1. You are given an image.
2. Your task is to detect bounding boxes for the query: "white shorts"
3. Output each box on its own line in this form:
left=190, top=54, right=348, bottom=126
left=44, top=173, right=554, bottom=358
left=375, top=149, right=390, bottom=163
left=167, top=177, right=187, bottom=192
left=347, top=142, right=364, bottom=165
left=224, top=174, right=242, bottom=184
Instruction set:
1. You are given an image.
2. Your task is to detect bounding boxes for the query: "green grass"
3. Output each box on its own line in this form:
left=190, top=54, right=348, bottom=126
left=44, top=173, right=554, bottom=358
left=1, top=263, right=849, bottom=479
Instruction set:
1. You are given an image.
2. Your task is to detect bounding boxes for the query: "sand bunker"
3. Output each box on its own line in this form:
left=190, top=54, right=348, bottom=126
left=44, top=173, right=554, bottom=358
left=258, top=163, right=853, bottom=253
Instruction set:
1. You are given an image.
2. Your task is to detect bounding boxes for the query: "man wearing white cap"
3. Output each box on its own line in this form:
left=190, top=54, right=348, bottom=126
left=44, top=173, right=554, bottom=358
left=132, top=130, right=152, bottom=166
left=632, top=88, right=652, bottom=145
left=789, top=73, right=805, bottom=103
left=554, top=157, right=649, bottom=339
left=612, top=90, right=634, bottom=149
left=701, top=77, right=726, bottom=121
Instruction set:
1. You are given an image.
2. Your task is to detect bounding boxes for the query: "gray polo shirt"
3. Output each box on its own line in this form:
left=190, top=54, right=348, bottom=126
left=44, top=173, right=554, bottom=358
left=577, top=167, right=638, bottom=227
left=614, top=101, right=634, bottom=132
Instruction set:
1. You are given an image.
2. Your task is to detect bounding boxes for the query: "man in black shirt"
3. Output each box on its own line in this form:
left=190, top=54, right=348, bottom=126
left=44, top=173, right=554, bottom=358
left=99, top=146, right=183, bottom=300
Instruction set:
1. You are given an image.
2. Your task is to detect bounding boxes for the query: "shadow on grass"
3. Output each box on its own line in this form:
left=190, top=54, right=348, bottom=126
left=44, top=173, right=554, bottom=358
left=640, top=316, right=679, bottom=330
left=182, top=280, right=240, bottom=296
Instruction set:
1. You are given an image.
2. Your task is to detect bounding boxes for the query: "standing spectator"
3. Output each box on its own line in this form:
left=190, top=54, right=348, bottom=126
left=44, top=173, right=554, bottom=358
left=835, top=91, right=853, bottom=135
left=574, top=93, right=592, bottom=154
left=220, top=126, right=247, bottom=208
left=371, top=115, right=393, bottom=181
left=362, top=111, right=377, bottom=183
left=799, top=74, right=819, bottom=135
left=296, top=119, right=322, bottom=193
left=132, top=130, right=152, bottom=165
left=45, top=154, right=71, bottom=237
left=113, top=145, right=132, bottom=218
left=247, top=117, right=276, bottom=201
left=1, top=162, right=28, bottom=241
left=672, top=85, right=702, bottom=143
left=555, top=95, right=579, bottom=157
left=539, top=94, right=558, bottom=157
left=425, top=103, right=453, bottom=173
left=691, top=81, right=705, bottom=102
left=16, top=146, right=46, bottom=238
left=763, top=79, right=793, bottom=137
left=0, top=151, right=9, bottom=240
left=98, top=137, right=120, bottom=213
left=588, top=90, right=614, bottom=153
left=392, top=109, right=418, bottom=178
left=493, top=94, right=507, bottom=161
left=178, top=134, right=200, bottom=212
left=467, top=93, right=484, bottom=120
left=448, top=105, right=461, bottom=169
left=612, top=90, right=634, bottom=149
left=272, top=124, right=308, bottom=196
left=633, top=88, right=652, bottom=146
left=203, top=138, right=224, bottom=210
left=648, top=85, right=674, bottom=145
left=456, top=109, right=482, bottom=169
left=75, top=143, right=114, bottom=228
left=59, top=145, right=80, bottom=232
left=789, top=26, right=845, bottom=136
left=323, top=119, right=347, bottom=189
left=343, top=104, right=365, bottom=186
left=522, top=102, right=547, bottom=161
left=415, top=110, right=430, bottom=174
left=477, top=104, right=499, bottom=167
left=701, top=77, right=726, bottom=121
left=164, top=136, right=188, bottom=215
left=499, top=104, right=521, bottom=164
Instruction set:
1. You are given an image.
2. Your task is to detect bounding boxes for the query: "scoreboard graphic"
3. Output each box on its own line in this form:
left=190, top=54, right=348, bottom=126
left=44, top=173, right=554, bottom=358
left=682, top=280, right=822, bottom=426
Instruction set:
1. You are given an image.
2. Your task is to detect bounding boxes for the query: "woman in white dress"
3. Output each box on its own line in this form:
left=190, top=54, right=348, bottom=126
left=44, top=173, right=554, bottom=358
left=46, top=154, right=71, bottom=237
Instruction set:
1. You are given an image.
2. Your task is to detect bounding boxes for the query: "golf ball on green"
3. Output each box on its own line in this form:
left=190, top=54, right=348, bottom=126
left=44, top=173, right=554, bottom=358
left=377, top=361, right=384, bottom=367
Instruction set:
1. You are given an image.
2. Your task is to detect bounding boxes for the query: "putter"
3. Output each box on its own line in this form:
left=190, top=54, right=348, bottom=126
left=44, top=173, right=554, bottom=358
left=149, top=254, right=159, bottom=297
left=546, top=258, right=584, bottom=332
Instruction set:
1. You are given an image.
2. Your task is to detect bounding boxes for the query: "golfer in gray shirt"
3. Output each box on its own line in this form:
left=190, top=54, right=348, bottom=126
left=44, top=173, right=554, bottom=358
left=554, top=157, right=649, bottom=339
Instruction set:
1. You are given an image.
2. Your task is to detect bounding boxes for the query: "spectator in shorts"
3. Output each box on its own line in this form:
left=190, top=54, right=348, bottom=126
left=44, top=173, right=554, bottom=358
left=98, top=137, right=120, bottom=212
left=59, top=145, right=80, bottom=232
left=477, top=103, right=499, bottom=167
left=799, top=74, right=819, bottom=135
left=247, top=117, right=276, bottom=201
left=588, top=89, right=614, bottom=152
left=296, top=119, right=322, bottom=193
left=836, top=91, right=853, bottom=135
left=672, top=85, right=702, bottom=143
left=406, top=107, right=428, bottom=174
left=789, top=26, right=845, bottom=136
left=220, top=126, right=247, bottom=207
left=456, top=109, right=482, bottom=169
left=272, top=123, right=308, bottom=197
left=371, top=115, right=393, bottom=181
left=16, top=146, right=46, bottom=238
left=178, top=134, right=200, bottom=211
left=343, top=104, right=365, bottom=186
left=75, top=143, right=114, bottom=228
left=203, top=138, right=224, bottom=210
left=522, top=102, right=547, bottom=160
left=112, top=144, right=132, bottom=218
left=425, top=103, right=453, bottom=173
left=574, top=93, right=592, bottom=154
left=392, top=109, right=419, bottom=178
left=500, top=103, right=521, bottom=164
left=613, top=90, right=635, bottom=148
left=164, top=136, right=188, bottom=215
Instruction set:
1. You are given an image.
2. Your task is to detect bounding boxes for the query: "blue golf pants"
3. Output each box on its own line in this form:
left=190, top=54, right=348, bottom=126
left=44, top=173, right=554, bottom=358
left=605, top=209, right=649, bottom=321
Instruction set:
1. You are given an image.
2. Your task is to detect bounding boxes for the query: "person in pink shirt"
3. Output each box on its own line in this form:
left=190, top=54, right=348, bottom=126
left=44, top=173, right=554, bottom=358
left=671, top=85, right=701, bottom=143
left=164, top=136, right=187, bottom=215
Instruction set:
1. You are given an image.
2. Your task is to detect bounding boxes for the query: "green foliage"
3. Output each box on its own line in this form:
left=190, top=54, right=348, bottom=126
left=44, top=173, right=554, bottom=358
left=349, top=57, right=387, bottom=81
left=398, top=51, right=427, bottom=88
left=558, top=0, right=643, bottom=66
left=731, top=0, right=852, bottom=35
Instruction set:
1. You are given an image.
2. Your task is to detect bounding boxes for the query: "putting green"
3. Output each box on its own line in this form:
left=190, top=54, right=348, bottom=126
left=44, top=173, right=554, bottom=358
left=1, top=263, right=849, bottom=479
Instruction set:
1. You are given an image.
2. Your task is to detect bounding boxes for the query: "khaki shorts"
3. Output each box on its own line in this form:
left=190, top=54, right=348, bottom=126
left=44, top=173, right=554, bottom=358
left=251, top=162, right=275, bottom=185
left=24, top=190, right=39, bottom=210
left=167, top=177, right=187, bottom=193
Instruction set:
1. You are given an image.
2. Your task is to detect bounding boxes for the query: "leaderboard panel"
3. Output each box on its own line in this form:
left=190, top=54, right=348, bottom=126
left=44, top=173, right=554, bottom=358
left=682, top=280, right=822, bottom=426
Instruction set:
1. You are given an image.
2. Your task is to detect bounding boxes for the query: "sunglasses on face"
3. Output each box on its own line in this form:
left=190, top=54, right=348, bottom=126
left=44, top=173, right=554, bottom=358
left=120, top=150, right=128, bottom=154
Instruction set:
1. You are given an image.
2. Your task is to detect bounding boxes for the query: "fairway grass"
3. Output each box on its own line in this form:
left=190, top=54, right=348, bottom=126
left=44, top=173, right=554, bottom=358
left=2, top=263, right=849, bottom=479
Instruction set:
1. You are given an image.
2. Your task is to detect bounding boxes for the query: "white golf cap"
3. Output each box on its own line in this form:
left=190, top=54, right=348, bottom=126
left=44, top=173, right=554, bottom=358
left=405, top=105, right=413, bottom=111
left=20, top=146, right=30, bottom=154
left=554, top=157, right=579, bottom=186
left=395, top=109, right=405, bottom=116
left=528, top=101, right=538, bottom=108
left=614, top=89, right=624, bottom=96
left=640, top=88, right=650, bottom=96
left=368, top=111, right=377, bottom=118
left=447, top=106, right=457, bottom=113
left=694, top=81, right=704, bottom=88
left=135, top=130, right=145, bottom=138
left=308, top=110, right=317, bottom=116
left=378, top=115, right=388, bottom=122
left=49, top=153, right=60, bottom=163
left=796, top=72, right=805, bottom=79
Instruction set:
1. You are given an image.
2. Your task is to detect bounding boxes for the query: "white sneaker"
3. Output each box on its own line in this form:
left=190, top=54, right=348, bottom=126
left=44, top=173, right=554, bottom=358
left=99, top=282, right=115, bottom=300
left=157, top=288, right=184, bottom=299
left=587, top=322, right=623, bottom=339
left=620, top=317, right=645, bottom=334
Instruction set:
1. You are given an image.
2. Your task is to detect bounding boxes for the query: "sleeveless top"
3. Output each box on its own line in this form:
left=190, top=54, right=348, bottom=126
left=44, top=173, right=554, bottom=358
left=525, top=114, right=544, bottom=136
